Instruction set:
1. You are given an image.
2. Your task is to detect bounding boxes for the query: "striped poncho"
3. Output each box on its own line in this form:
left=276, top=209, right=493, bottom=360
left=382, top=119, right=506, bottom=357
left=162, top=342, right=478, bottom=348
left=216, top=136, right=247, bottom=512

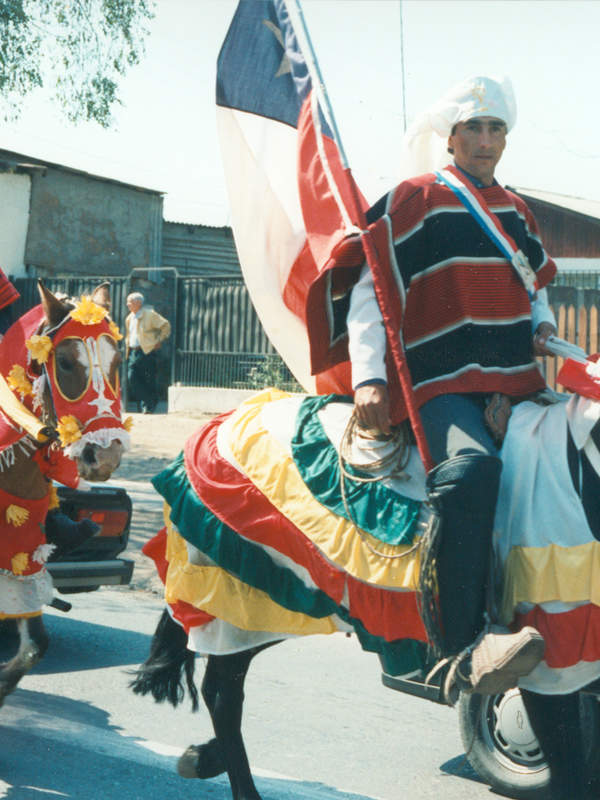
left=345, top=174, right=557, bottom=422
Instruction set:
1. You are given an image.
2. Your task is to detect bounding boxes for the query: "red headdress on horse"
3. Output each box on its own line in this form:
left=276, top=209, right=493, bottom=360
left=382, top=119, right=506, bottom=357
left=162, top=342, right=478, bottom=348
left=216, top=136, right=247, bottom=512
left=0, top=287, right=130, bottom=458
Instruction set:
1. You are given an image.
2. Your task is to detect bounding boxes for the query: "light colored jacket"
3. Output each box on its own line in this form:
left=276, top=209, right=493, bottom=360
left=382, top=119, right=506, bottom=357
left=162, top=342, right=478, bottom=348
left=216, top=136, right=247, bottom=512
left=125, top=306, right=171, bottom=356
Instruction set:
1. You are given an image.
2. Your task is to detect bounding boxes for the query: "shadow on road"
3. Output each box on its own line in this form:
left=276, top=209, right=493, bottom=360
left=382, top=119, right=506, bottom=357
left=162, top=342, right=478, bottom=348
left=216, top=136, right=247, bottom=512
left=0, top=690, right=384, bottom=800
left=440, top=754, right=486, bottom=785
left=0, top=610, right=156, bottom=674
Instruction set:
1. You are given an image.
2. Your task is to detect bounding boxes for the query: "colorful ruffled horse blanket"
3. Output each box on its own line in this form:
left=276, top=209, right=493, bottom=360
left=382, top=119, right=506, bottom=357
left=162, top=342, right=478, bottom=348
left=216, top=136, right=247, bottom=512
left=146, top=387, right=600, bottom=696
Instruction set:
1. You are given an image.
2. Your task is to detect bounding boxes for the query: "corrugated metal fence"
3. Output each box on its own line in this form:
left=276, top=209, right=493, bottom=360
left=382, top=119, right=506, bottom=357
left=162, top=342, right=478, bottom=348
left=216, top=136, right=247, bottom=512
left=174, top=277, right=301, bottom=391
left=9, top=271, right=600, bottom=394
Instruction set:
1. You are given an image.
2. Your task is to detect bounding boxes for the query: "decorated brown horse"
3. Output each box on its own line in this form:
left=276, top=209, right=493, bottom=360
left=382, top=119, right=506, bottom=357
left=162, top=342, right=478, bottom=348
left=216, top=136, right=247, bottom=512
left=0, top=281, right=130, bottom=705
left=132, top=369, right=600, bottom=799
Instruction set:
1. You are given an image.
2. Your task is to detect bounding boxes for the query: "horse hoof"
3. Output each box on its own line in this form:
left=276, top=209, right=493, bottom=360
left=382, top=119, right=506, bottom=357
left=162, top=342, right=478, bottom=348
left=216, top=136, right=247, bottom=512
left=177, top=741, right=225, bottom=779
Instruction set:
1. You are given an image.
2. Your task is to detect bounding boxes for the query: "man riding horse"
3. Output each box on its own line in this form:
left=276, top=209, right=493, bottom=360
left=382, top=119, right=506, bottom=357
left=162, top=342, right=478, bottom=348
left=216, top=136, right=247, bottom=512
left=348, top=74, right=557, bottom=699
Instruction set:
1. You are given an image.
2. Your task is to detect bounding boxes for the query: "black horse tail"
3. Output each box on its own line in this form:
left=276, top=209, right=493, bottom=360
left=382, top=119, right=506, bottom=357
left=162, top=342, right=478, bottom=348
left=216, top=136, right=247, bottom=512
left=130, top=609, right=199, bottom=711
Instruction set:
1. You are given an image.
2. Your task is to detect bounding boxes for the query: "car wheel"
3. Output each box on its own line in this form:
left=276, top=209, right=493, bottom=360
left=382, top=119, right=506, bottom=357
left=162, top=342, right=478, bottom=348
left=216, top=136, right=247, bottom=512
left=458, top=689, right=600, bottom=798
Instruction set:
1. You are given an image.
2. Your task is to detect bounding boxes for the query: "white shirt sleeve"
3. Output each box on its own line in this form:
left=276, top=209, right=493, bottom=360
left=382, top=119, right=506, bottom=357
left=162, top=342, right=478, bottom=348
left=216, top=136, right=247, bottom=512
left=531, top=287, right=557, bottom=333
left=347, top=263, right=387, bottom=388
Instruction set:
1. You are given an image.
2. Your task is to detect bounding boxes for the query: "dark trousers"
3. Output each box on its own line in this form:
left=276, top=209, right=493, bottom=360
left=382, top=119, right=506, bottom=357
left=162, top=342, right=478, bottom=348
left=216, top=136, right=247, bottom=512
left=127, top=348, right=158, bottom=412
left=420, top=394, right=502, bottom=655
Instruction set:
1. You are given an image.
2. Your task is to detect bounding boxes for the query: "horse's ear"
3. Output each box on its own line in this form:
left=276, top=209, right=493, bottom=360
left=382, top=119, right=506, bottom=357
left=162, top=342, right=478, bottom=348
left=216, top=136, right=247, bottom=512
left=90, top=282, right=111, bottom=312
left=38, top=280, right=69, bottom=329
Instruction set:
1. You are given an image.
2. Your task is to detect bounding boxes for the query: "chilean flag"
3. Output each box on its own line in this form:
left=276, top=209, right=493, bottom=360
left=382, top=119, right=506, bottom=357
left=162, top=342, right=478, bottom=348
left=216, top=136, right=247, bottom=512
left=216, top=0, right=368, bottom=394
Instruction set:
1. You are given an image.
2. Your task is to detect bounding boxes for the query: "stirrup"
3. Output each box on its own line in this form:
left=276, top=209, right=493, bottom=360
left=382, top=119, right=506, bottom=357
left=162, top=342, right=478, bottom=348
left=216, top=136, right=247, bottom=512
left=425, top=647, right=473, bottom=707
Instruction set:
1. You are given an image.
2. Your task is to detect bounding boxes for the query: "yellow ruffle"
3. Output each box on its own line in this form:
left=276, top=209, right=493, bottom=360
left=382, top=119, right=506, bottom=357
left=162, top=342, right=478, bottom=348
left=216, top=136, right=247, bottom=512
left=69, top=296, right=107, bottom=326
left=6, top=504, right=29, bottom=526
left=25, top=334, right=53, bottom=364
left=47, top=484, right=60, bottom=510
left=501, top=540, right=600, bottom=623
left=226, top=389, right=421, bottom=589
left=163, top=517, right=338, bottom=636
left=6, top=364, right=33, bottom=397
left=57, top=415, right=82, bottom=446
left=11, top=552, right=29, bottom=575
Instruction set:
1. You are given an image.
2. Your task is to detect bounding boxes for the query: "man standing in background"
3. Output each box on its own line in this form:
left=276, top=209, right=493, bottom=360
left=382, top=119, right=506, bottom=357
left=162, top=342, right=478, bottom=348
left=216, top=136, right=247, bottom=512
left=125, top=292, right=171, bottom=414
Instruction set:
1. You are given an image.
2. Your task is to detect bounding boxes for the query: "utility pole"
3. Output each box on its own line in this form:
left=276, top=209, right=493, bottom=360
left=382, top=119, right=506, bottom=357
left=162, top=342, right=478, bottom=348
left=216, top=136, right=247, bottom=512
left=399, top=0, right=407, bottom=132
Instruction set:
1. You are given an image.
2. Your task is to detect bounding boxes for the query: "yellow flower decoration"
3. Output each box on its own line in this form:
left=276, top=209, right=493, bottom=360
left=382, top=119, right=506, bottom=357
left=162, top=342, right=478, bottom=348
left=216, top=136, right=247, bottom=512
left=123, top=415, right=134, bottom=432
left=11, top=552, right=29, bottom=575
left=57, top=414, right=82, bottom=446
left=109, top=320, right=123, bottom=341
left=25, top=334, right=53, bottom=364
left=6, top=504, right=29, bottom=526
left=47, top=483, right=60, bottom=510
left=70, top=296, right=108, bottom=326
left=6, top=364, right=33, bottom=396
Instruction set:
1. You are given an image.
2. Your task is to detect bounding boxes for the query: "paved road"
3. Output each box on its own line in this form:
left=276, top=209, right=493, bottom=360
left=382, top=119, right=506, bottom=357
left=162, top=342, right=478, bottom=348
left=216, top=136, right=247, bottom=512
left=0, top=589, right=500, bottom=800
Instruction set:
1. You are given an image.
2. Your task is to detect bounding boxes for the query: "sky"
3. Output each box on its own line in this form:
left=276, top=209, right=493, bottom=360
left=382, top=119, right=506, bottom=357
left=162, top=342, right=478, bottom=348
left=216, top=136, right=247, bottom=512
left=1, top=0, right=599, bottom=226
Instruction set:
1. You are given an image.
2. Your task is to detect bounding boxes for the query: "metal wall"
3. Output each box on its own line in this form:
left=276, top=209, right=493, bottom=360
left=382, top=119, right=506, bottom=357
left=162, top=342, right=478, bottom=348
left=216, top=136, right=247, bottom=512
left=176, top=277, right=273, bottom=353
left=162, top=222, right=242, bottom=277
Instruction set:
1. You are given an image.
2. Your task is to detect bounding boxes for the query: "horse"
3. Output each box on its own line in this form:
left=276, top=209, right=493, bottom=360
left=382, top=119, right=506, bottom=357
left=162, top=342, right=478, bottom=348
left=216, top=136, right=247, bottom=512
left=131, top=379, right=600, bottom=800
left=0, top=281, right=130, bottom=706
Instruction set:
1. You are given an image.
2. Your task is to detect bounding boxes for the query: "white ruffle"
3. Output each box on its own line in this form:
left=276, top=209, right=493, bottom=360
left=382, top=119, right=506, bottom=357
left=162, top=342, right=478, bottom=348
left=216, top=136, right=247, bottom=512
left=32, top=543, right=56, bottom=564
left=32, top=374, right=47, bottom=413
left=64, top=426, right=131, bottom=458
left=0, top=568, right=54, bottom=616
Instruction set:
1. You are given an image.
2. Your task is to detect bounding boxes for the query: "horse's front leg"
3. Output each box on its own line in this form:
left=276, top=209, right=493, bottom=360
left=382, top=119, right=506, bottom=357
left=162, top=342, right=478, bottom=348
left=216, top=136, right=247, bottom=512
left=179, top=649, right=264, bottom=800
left=0, top=615, right=49, bottom=706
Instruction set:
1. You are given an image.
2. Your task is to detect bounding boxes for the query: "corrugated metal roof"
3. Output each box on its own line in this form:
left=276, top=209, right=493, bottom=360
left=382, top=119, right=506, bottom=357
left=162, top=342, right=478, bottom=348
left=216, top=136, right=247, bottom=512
left=511, top=187, right=600, bottom=221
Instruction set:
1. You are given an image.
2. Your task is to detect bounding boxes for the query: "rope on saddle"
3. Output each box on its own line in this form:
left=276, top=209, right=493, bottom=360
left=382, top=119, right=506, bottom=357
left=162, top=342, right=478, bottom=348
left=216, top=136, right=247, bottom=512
left=338, top=409, right=445, bottom=654
left=337, top=411, right=420, bottom=561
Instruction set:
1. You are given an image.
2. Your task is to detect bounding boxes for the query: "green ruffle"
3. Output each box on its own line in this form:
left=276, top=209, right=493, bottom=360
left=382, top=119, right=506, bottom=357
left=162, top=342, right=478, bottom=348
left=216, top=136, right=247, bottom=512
left=152, top=453, right=425, bottom=675
left=291, top=395, right=421, bottom=546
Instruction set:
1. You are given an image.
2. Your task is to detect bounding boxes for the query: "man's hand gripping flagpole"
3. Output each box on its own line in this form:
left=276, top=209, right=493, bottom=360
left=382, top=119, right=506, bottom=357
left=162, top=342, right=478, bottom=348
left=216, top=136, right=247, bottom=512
left=291, top=0, right=434, bottom=472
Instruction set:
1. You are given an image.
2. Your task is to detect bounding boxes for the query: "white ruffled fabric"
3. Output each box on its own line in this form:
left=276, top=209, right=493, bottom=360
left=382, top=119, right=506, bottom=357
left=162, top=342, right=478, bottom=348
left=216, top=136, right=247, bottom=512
left=64, top=426, right=131, bottom=459
left=0, top=568, right=54, bottom=618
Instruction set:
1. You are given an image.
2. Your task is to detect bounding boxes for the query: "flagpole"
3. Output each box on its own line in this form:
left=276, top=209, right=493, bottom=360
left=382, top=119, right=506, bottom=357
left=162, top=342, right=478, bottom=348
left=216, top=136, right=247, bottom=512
left=288, top=0, right=434, bottom=472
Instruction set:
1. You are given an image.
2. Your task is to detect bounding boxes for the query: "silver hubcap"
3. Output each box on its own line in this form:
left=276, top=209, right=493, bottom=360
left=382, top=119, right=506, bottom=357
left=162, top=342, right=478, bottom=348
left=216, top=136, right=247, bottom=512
left=481, top=689, right=546, bottom=771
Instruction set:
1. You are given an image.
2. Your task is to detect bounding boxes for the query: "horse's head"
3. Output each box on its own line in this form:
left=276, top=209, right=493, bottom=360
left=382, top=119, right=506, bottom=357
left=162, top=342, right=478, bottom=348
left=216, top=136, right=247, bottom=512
left=26, top=282, right=130, bottom=482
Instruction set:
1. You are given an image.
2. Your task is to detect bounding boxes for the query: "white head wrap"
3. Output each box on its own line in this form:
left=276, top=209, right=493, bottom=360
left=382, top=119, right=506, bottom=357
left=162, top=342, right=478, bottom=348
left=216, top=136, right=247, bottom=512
left=397, top=75, right=516, bottom=181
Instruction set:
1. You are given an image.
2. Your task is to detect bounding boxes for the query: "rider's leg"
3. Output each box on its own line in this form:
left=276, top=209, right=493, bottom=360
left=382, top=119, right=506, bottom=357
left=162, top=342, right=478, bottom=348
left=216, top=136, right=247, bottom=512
left=426, top=451, right=501, bottom=654
left=420, top=394, right=544, bottom=696
left=421, top=394, right=502, bottom=653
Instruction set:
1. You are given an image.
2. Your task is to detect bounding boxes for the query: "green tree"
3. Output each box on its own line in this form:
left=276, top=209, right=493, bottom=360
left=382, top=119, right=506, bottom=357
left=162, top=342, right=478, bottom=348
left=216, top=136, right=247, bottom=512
left=0, top=0, right=155, bottom=128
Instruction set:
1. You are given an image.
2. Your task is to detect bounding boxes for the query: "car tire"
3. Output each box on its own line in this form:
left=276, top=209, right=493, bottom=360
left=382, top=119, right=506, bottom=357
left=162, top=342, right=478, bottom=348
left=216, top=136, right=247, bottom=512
left=458, top=689, right=600, bottom=798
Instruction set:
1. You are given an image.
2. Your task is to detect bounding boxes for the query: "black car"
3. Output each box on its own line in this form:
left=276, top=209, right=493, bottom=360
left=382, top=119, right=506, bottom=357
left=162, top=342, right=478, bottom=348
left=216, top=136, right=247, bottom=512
left=47, top=485, right=134, bottom=595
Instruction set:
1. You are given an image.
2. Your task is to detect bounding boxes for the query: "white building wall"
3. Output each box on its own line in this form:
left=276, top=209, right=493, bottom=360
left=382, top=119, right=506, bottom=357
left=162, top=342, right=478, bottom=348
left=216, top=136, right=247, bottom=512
left=0, top=173, right=30, bottom=277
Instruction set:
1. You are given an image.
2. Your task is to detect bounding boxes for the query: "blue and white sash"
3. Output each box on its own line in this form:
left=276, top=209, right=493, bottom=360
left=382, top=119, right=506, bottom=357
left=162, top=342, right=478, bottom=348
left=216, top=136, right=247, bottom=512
left=436, top=166, right=538, bottom=299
